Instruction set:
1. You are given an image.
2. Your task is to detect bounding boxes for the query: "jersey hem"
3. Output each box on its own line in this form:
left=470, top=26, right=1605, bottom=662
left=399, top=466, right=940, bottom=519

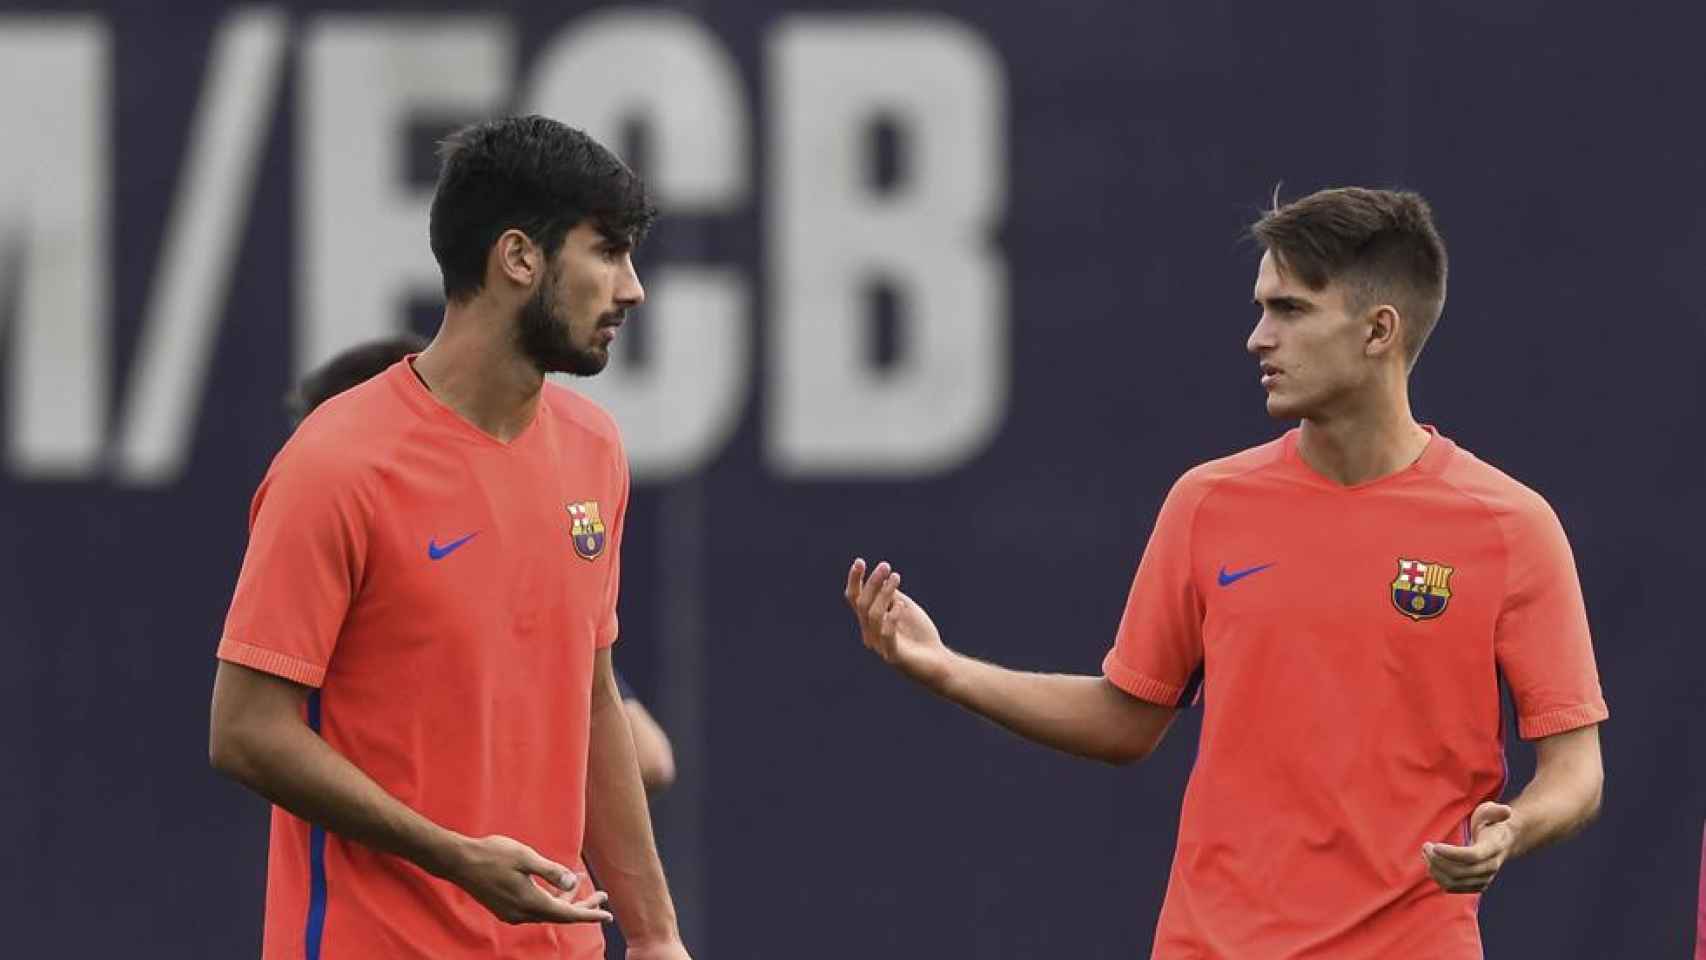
left=1517, top=700, right=1608, bottom=739
left=217, top=637, right=328, bottom=688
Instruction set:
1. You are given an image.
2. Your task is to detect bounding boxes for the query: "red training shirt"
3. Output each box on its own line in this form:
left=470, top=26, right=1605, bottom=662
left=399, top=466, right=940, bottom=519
left=218, top=360, right=628, bottom=959
left=1103, top=428, right=1607, bottom=959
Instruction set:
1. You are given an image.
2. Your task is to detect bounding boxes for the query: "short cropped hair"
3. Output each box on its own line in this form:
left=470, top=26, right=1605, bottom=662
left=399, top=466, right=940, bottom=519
left=1251, top=187, right=1449, bottom=367
left=429, top=115, right=656, bottom=302
left=285, top=333, right=429, bottom=426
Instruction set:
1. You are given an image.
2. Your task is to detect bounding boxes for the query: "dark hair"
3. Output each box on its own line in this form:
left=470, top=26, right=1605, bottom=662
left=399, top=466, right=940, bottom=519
left=429, top=115, right=657, bottom=302
left=1251, top=187, right=1449, bottom=367
left=284, top=333, right=429, bottom=426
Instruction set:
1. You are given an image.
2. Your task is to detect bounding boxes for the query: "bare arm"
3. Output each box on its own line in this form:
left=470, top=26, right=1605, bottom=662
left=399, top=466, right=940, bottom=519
left=582, top=649, right=687, bottom=958
left=1423, top=724, right=1603, bottom=892
left=208, top=660, right=611, bottom=924
left=622, top=699, right=677, bottom=793
left=1507, top=724, right=1604, bottom=855
left=845, top=559, right=1177, bottom=765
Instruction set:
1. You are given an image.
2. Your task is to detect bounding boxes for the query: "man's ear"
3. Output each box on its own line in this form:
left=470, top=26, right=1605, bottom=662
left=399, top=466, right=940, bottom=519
left=1365, top=303, right=1404, bottom=360
left=492, top=229, right=540, bottom=290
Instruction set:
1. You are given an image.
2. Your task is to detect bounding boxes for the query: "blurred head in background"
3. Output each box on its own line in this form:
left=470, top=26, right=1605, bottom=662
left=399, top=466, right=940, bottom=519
left=428, top=115, right=655, bottom=377
left=1246, top=187, right=1448, bottom=422
left=284, top=333, right=428, bottom=427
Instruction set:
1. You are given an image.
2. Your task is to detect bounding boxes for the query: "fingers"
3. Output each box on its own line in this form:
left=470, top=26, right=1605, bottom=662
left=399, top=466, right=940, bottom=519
left=1428, top=812, right=1513, bottom=864
left=1421, top=840, right=1485, bottom=865
left=876, top=570, right=900, bottom=623
left=847, top=558, right=909, bottom=661
left=869, top=571, right=903, bottom=653
left=517, top=848, right=578, bottom=895
left=850, top=560, right=903, bottom=629
left=572, top=892, right=611, bottom=912
left=1424, top=847, right=1499, bottom=893
left=1470, top=801, right=1513, bottom=833
left=844, top=558, right=866, bottom=606
left=524, top=884, right=613, bottom=923
left=464, top=835, right=616, bottom=926
left=513, top=848, right=613, bottom=922
left=1422, top=839, right=1503, bottom=894
left=1426, top=855, right=1494, bottom=893
left=857, top=560, right=892, bottom=615
left=513, top=862, right=612, bottom=923
left=882, top=589, right=905, bottom=631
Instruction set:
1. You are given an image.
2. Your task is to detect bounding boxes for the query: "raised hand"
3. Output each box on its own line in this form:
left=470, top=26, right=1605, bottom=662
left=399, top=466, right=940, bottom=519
left=844, top=558, right=950, bottom=688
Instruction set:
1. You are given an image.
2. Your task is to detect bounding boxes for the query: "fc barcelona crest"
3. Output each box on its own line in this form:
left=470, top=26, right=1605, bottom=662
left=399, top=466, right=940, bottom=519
left=1391, top=558, right=1454, bottom=621
left=567, top=501, right=607, bottom=561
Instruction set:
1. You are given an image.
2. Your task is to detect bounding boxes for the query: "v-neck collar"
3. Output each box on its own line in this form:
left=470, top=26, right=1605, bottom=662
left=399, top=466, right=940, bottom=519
left=390, top=355, right=545, bottom=451
left=1278, top=424, right=1454, bottom=493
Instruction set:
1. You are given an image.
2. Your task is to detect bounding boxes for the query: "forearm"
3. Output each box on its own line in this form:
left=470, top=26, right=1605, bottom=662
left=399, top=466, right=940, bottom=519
left=584, top=682, right=678, bottom=945
left=214, top=711, right=462, bottom=877
left=930, top=650, right=1169, bottom=764
left=1507, top=736, right=1604, bottom=858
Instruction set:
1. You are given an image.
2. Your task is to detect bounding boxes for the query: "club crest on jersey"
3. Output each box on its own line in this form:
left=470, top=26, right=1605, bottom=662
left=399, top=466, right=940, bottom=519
left=1391, top=558, right=1454, bottom=621
left=566, top=501, right=607, bottom=561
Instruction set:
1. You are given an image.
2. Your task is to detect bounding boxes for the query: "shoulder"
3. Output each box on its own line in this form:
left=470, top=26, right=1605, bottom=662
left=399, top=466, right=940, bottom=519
left=1436, top=443, right=1556, bottom=521
left=270, top=373, right=413, bottom=498
left=539, top=376, right=627, bottom=487
left=1433, top=442, right=1569, bottom=549
left=1171, top=435, right=1288, bottom=501
left=541, top=380, right=623, bottom=449
left=1144, top=436, right=1287, bottom=533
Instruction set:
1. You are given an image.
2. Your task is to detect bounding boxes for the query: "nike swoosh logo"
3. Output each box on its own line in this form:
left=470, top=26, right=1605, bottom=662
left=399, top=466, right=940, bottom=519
left=428, top=532, right=479, bottom=560
left=1217, top=563, right=1274, bottom=587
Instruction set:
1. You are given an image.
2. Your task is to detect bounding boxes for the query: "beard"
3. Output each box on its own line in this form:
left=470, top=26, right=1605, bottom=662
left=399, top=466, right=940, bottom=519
left=515, top=266, right=609, bottom=376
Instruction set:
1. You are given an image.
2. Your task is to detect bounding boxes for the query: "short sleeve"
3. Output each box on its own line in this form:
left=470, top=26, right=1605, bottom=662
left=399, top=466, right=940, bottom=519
left=595, top=452, right=630, bottom=650
left=1102, top=475, right=1207, bottom=707
left=1495, top=499, right=1608, bottom=739
left=216, top=445, right=371, bottom=687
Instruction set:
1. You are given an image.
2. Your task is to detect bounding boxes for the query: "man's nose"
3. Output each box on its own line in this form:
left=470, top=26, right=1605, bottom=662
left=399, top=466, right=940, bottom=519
left=1246, top=314, right=1274, bottom=355
left=618, top=257, right=645, bottom=306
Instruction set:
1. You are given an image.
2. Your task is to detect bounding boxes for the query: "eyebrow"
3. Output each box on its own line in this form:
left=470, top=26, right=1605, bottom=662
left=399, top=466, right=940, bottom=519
left=1254, top=294, right=1310, bottom=310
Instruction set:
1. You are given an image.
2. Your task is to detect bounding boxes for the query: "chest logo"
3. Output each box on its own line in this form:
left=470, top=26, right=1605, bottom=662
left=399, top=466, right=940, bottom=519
left=567, top=500, right=607, bottom=561
left=1392, top=558, right=1454, bottom=621
left=1217, top=562, right=1274, bottom=587
left=427, top=531, right=479, bottom=560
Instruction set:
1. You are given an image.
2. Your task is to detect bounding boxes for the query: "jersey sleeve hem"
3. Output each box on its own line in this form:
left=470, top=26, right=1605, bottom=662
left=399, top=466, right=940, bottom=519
left=596, top=620, right=618, bottom=650
left=1101, top=649, right=1185, bottom=707
left=217, top=637, right=328, bottom=688
left=1517, top=700, right=1608, bottom=740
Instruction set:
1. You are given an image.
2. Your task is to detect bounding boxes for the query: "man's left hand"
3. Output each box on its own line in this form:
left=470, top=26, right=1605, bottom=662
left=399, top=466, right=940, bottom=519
left=1423, top=801, right=1518, bottom=894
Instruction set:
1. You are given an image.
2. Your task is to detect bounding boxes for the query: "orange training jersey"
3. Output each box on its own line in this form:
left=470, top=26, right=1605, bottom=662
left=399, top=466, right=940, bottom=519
left=1102, top=428, right=1606, bottom=959
left=218, top=360, right=629, bottom=959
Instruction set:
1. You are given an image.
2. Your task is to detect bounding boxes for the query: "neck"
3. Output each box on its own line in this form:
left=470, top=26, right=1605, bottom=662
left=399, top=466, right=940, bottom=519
left=412, top=301, right=543, bottom=443
left=1295, top=379, right=1430, bottom=486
